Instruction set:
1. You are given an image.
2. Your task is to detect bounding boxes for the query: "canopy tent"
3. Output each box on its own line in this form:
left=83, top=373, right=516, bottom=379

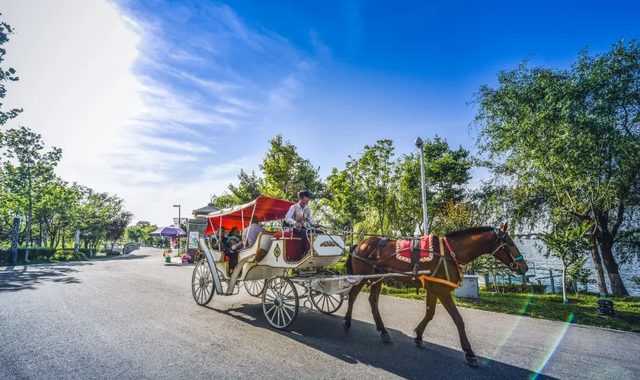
left=205, top=196, right=295, bottom=234
left=149, top=226, right=187, bottom=238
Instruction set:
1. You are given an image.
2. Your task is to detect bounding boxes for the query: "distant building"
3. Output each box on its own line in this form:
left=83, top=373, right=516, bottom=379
left=191, top=203, right=220, bottom=219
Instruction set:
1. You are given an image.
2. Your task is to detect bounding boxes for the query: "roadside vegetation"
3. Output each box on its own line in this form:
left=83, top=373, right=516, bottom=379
left=385, top=285, right=640, bottom=334
left=0, top=18, right=146, bottom=265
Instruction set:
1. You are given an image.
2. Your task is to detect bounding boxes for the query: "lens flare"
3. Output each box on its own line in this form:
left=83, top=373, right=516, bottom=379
left=529, top=313, right=575, bottom=380
left=482, top=292, right=535, bottom=366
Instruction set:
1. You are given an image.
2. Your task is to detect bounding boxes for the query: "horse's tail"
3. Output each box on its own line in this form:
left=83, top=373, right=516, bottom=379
left=345, top=244, right=357, bottom=275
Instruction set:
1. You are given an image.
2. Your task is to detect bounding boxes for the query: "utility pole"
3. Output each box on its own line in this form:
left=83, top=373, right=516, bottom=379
left=414, top=137, right=428, bottom=235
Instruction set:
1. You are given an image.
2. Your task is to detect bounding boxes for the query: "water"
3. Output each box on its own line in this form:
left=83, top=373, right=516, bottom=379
left=513, top=239, right=640, bottom=296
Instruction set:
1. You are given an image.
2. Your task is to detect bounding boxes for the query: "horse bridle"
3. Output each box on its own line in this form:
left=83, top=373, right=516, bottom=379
left=489, top=228, right=524, bottom=270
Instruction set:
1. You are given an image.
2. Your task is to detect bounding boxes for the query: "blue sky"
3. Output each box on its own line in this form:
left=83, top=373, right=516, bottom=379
left=2, top=0, right=639, bottom=224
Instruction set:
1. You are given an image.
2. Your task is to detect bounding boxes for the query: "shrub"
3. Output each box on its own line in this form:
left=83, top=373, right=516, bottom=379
left=482, top=284, right=547, bottom=294
left=0, top=247, right=58, bottom=265
left=50, top=250, right=87, bottom=262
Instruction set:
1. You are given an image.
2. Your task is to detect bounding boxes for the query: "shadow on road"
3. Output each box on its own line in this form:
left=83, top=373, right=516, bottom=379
left=90, top=254, right=150, bottom=262
left=205, top=302, right=557, bottom=380
left=0, top=265, right=83, bottom=293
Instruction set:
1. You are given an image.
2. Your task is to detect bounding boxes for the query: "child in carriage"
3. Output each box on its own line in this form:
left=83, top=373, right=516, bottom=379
left=225, top=227, right=243, bottom=274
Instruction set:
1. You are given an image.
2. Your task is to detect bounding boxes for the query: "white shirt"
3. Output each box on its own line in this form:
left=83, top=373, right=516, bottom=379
left=284, top=202, right=315, bottom=227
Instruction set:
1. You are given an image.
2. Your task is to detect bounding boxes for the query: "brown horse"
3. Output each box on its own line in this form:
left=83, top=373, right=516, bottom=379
left=343, top=223, right=528, bottom=367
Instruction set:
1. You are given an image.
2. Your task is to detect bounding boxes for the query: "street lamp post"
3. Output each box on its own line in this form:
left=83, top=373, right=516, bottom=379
left=414, top=137, right=428, bottom=235
left=173, top=204, right=181, bottom=251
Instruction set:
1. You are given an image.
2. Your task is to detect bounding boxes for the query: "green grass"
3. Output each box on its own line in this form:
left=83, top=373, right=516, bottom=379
left=379, top=285, right=640, bottom=333
left=328, top=260, right=640, bottom=333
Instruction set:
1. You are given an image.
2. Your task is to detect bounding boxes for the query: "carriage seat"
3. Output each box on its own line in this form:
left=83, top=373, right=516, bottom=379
left=272, top=232, right=310, bottom=262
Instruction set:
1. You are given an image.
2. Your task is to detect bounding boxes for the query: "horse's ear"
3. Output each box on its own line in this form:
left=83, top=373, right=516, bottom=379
left=500, top=222, right=509, bottom=233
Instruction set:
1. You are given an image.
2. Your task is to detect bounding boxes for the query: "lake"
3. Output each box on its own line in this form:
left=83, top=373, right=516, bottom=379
left=509, top=239, right=640, bottom=296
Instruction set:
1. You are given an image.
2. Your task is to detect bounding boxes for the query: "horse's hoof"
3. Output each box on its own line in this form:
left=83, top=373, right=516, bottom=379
left=381, top=333, right=391, bottom=342
left=414, top=338, right=424, bottom=348
left=343, top=321, right=350, bottom=331
left=466, top=356, right=479, bottom=367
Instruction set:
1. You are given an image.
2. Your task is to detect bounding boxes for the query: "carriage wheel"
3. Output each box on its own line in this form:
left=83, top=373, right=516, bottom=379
left=310, top=291, right=344, bottom=314
left=192, top=260, right=214, bottom=306
left=262, top=276, right=298, bottom=329
left=310, top=270, right=344, bottom=314
left=244, top=280, right=265, bottom=297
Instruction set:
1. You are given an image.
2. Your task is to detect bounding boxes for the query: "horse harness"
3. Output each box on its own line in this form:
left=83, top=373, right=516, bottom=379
left=488, top=228, right=524, bottom=271
left=352, top=228, right=523, bottom=289
left=353, top=235, right=465, bottom=289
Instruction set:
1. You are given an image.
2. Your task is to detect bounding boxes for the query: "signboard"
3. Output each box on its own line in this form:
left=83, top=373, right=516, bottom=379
left=188, top=231, right=199, bottom=249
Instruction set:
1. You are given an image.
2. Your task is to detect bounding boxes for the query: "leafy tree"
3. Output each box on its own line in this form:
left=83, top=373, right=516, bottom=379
left=473, top=40, right=640, bottom=295
left=126, top=226, right=143, bottom=242
left=210, top=193, right=237, bottom=209
left=322, top=163, right=366, bottom=232
left=540, top=221, right=593, bottom=304
left=1, top=127, right=62, bottom=261
left=228, top=169, right=263, bottom=203
left=106, top=209, right=134, bottom=251
left=393, top=136, right=473, bottom=235
left=34, top=179, right=80, bottom=248
left=0, top=16, right=21, bottom=127
left=259, top=134, right=324, bottom=201
left=351, top=140, right=396, bottom=234
left=430, top=201, right=495, bottom=274
left=431, top=202, right=485, bottom=236
left=567, top=255, right=595, bottom=297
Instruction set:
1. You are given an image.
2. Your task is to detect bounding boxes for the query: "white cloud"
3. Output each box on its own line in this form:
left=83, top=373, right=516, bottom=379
left=0, top=0, right=311, bottom=225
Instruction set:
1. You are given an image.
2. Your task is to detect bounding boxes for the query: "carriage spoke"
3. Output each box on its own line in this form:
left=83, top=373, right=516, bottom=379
left=282, top=307, right=291, bottom=324
left=327, top=295, right=337, bottom=309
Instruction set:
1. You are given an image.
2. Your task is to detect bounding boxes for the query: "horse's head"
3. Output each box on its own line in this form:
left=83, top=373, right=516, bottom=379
left=489, top=222, right=528, bottom=275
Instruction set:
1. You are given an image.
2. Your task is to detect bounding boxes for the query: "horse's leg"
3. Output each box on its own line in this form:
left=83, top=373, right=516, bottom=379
left=343, top=281, right=365, bottom=330
left=413, top=289, right=437, bottom=348
left=368, top=281, right=390, bottom=342
left=439, top=292, right=478, bottom=367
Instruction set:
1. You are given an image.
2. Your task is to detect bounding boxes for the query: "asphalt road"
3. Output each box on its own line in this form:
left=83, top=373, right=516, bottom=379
left=1, top=247, right=638, bottom=380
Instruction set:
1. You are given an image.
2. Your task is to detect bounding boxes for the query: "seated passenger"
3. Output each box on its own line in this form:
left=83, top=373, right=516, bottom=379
left=242, top=216, right=266, bottom=249
left=212, top=227, right=227, bottom=250
left=225, top=227, right=243, bottom=274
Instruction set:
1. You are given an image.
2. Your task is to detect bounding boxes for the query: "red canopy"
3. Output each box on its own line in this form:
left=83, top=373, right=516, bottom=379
left=204, top=196, right=295, bottom=234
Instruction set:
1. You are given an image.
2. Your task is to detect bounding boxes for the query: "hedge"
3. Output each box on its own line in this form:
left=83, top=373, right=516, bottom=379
left=481, top=283, right=547, bottom=294
left=0, top=247, right=89, bottom=265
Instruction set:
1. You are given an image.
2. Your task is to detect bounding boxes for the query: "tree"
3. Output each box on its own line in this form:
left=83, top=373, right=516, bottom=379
left=126, top=226, right=142, bottom=242
left=567, top=255, right=594, bottom=297
left=34, top=179, right=80, bottom=248
left=0, top=16, right=22, bottom=127
left=352, top=140, right=396, bottom=235
left=540, top=221, right=592, bottom=304
left=259, top=134, right=324, bottom=201
left=393, top=136, right=473, bottom=235
left=106, top=209, right=134, bottom=251
left=322, top=162, right=366, bottom=233
left=2, top=127, right=62, bottom=261
left=210, top=193, right=237, bottom=209
left=473, top=40, right=640, bottom=295
left=228, top=169, right=263, bottom=203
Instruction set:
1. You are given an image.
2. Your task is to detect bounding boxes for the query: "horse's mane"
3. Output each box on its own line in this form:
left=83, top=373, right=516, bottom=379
left=444, top=226, right=495, bottom=238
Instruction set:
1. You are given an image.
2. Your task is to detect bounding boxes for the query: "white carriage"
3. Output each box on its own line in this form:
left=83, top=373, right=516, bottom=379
left=191, top=196, right=349, bottom=329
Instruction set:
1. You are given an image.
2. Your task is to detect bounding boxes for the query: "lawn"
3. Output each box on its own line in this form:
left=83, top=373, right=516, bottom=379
left=328, top=260, right=640, bottom=333
left=379, top=285, right=640, bottom=333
